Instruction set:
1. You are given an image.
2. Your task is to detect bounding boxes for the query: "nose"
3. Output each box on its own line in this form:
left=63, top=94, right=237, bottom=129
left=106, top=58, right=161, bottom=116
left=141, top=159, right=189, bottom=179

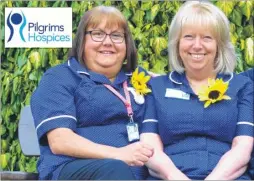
left=102, top=34, right=113, bottom=45
left=193, top=37, right=202, bottom=50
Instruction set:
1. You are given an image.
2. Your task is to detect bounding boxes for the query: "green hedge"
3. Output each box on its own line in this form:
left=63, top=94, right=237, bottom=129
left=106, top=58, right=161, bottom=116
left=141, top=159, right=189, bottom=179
left=1, top=0, right=253, bottom=172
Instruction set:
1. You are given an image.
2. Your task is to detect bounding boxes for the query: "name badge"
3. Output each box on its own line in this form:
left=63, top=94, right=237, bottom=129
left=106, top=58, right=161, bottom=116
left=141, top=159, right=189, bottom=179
left=165, top=88, right=190, bottom=100
left=126, top=122, right=140, bottom=142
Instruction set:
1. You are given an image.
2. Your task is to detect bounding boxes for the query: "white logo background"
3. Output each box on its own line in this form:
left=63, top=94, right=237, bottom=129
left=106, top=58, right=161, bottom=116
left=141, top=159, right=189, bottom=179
left=5, top=8, right=72, bottom=48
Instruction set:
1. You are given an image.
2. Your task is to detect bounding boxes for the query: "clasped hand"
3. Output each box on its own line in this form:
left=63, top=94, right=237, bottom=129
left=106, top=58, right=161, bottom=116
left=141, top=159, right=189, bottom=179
left=115, top=141, right=154, bottom=166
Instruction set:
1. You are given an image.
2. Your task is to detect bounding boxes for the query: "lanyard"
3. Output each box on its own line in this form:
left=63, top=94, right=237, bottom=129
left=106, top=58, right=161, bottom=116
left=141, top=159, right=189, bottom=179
left=103, top=81, right=134, bottom=123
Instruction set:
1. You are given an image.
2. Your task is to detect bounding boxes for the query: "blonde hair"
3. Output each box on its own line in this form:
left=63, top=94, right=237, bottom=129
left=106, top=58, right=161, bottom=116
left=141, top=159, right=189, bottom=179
left=168, top=1, right=236, bottom=74
left=69, top=6, right=137, bottom=72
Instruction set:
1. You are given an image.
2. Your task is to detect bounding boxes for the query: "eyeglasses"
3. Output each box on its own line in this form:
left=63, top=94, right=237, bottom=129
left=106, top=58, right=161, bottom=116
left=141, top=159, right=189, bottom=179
left=85, top=30, right=125, bottom=43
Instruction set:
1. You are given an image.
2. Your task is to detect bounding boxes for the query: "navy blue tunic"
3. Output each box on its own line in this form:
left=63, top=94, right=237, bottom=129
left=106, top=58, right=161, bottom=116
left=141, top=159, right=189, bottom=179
left=31, top=57, right=148, bottom=180
left=142, top=71, right=254, bottom=180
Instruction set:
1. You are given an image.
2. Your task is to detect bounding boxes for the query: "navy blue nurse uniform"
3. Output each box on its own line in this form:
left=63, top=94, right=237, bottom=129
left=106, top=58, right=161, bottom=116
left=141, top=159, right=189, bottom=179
left=31, top=57, right=148, bottom=180
left=241, top=68, right=254, bottom=81
left=240, top=68, right=254, bottom=179
left=142, top=71, right=254, bottom=180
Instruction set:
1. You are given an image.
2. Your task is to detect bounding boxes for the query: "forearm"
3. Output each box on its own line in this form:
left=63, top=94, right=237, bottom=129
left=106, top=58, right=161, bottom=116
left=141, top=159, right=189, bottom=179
left=48, top=128, right=118, bottom=159
left=146, top=150, right=190, bottom=180
left=206, top=136, right=253, bottom=180
left=141, top=133, right=190, bottom=180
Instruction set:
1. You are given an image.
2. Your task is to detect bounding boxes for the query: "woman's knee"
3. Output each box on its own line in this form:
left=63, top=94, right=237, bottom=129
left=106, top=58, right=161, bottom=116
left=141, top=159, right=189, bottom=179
left=98, top=159, right=135, bottom=180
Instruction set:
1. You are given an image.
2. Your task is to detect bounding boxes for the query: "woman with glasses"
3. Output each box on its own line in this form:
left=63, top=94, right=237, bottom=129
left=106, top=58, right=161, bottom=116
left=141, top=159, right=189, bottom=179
left=31, top=6, right=153, bottom=180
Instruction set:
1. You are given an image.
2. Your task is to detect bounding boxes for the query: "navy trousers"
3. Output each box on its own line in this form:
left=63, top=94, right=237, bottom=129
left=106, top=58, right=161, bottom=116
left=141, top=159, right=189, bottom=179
left=58, top=158, right=136, bottom=180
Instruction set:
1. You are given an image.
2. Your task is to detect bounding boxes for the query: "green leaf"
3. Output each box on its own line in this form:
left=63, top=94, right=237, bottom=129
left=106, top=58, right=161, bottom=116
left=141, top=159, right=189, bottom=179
left=104, top=0, right=112, bottom=6
left=39, top=49, right=49, bottom=68
left=244, top=37, right=254, bottom=66
left=230, top=32, right=238, bottom=47
left=13, top=77, right=20, bottom=94
left=243, top=25, right=253, bottom=39
left=230, top=23, right=236, bottom=33
left=130, top=0, right=139, bottom=8
left=1, top=139, right=8, bottom=153
left=17, top=55, right=27, bottom=69
left=140, top=61, right=150, bottom=71
left=216, top=1, right=235, bottom=17
left=230, top=8, right=242, bottom=26
left=238, top=1, right=253, bottom=21
left=29, top=51, right=41, bottom=70
left=150, top=56, right=167, bottom=74
left=72, top=1, right=80, bottom=14
left=0, top=153, right=10, bottom=169
left=0, top=125, right=7, bottom=136
left=151, top=4, right=160, bottom=22
left=122, top=8, right=132, bottom=19
left=25, top=157, right=38, bottom=172
left=131, top=10, right=145, bottom=27
left=141, top=1, right=153, bottom=10
left=151, top=37, right=168, bottom=55
left=29, top=71, right=39, bottom=81
left=235, top=47, right=244, bottom=73
left=122, top=0, right=130, bottom=9
left=150, top=25, right=165, bottom=37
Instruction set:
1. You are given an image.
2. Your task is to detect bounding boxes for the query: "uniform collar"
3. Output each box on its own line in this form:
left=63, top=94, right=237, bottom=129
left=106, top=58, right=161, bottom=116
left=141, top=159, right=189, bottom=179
left=168, top=71, right=234, bottom=84
left=168, top=71, right=234, bottom=95
left=67, top=57, right=130, bottom=85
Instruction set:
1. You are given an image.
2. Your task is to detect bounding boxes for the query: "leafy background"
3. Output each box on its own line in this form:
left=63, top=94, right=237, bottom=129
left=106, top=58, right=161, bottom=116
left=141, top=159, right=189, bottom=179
left=0, top=0, right=253, bottom=172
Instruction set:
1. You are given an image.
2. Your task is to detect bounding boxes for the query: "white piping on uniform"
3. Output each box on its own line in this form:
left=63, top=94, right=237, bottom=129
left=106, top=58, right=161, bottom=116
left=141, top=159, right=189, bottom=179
left=237, top=121, right=254, bottom=126
left=226, top=73, right=233, bottom=82
left=77, top=71, right=90, bottom=75
left=169, top=71, right=182, bottom=85
left=36, top=115, right=77, bottom=131
left=68, top=60, right=70, bottom=66
left=142, top=119, right=158, bottom=123
left=126, top=73, right=132, bottom=76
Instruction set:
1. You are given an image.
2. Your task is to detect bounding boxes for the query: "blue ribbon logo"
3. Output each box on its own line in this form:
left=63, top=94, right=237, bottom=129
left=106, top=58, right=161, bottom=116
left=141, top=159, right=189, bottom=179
left=7, top=10, right=26, bottom=42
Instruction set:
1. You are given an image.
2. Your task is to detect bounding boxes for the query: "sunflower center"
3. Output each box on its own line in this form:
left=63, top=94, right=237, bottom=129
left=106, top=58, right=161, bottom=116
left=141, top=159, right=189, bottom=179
left=208, top=90, right=220, bottom=99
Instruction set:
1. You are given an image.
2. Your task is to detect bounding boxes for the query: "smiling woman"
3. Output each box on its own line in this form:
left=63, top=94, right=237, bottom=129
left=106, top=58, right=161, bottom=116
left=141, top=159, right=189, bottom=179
left=140, top=1, right=253, bottom=180
left=30, top=6, right=154, bottom=180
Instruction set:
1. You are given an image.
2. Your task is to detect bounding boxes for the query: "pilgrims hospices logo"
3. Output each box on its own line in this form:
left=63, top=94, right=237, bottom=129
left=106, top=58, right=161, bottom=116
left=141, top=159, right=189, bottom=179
left=5, top=8, right=72, bottom=48
left=7, top=10, right=27, bottom=42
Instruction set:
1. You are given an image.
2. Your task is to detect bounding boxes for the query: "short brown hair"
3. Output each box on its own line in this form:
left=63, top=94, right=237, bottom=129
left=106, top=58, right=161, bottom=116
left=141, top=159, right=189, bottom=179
left=69, top=6, right=137, bottom=72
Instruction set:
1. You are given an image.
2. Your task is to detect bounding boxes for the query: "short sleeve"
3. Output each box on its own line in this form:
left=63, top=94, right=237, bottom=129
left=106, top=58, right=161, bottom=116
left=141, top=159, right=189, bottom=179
left=235, top=79, right=254, bottom=137
left=141, top=81, right=158, bottom=134
left=31, top=68, right=77, bottom=145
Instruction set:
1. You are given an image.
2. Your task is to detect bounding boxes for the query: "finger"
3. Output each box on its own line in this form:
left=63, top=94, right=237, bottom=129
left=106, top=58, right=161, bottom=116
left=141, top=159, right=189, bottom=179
left=134, top=153, right=150, bottom=163
left=141, top=143, right=154, bottom=151
left=133, top=160, right=144, bottom=167
left=141, top=147, right=154, bottom=157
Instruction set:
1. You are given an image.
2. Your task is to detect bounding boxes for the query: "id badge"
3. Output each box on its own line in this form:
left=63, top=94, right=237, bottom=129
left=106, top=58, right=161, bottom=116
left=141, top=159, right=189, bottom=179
left=126, top=122, right=140, bottom=142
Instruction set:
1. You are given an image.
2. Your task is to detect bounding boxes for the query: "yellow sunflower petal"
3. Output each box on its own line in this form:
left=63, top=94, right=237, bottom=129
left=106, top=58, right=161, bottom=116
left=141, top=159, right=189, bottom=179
left=143, top=75, right=151, bottom=83
left=204, top=101, right=211, bottom=108
left=138, top=71, right=145, bottom=79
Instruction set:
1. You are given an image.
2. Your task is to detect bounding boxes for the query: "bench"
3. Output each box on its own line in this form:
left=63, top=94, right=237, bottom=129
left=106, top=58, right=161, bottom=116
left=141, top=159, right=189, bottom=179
left=1, top=105, right=39, bottom=180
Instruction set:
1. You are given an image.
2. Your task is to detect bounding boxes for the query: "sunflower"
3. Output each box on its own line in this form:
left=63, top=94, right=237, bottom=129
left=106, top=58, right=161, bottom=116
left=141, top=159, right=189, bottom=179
left=131, top=68, right=151, bottom=95
left=198, top=78, right=231, bottom=108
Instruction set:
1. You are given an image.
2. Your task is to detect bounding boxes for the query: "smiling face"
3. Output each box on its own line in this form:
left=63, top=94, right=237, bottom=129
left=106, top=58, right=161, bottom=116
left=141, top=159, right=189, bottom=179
left=179, top=24, right=217, bottom=75
left=83, top=20, right=126, bottom=80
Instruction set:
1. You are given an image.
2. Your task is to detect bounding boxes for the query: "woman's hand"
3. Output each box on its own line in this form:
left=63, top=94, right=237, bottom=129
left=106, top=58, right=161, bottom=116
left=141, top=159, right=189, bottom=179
left=114, top=141, right=154, bottom=166
left=205, top=136, right=253, bottom=180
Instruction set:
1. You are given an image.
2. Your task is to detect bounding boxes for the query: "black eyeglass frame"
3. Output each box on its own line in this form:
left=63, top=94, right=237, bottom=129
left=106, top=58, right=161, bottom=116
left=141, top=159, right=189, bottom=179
left=85, top=30, right=125, bottom=43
